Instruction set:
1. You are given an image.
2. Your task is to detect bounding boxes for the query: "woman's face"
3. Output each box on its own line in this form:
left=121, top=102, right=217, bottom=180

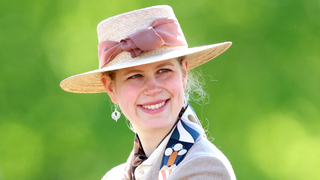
left=101, top=58, right=188, bottom=134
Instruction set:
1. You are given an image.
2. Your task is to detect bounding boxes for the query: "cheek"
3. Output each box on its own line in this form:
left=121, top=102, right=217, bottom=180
left=116, top=85, right=137, bottom=104
left=115, top=84, right=141, bottom=118
left=165, top=75, right=185, bottom=98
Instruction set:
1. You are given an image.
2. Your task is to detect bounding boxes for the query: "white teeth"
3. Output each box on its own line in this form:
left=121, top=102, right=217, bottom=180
left=142, top=101, right=165, bottom=110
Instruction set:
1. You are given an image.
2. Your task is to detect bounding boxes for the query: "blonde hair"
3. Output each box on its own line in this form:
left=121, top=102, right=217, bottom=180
left=184, top=69, right=209, bottom=104
left=176, top=56, right=209, bottom=105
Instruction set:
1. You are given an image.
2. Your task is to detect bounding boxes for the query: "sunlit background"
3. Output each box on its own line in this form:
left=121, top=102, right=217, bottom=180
left=1, top=0, right=319, bottom=179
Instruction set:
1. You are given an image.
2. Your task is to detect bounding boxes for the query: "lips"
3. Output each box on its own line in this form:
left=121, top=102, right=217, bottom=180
left=142, top=101, right=166, bottom=110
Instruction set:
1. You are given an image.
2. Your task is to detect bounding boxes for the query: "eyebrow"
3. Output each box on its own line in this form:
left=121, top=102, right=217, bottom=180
left=122, top=69, right=143, bottom=77
left=122, top=61, right=175, bottom=77
left=155, top=61, right=175, bottom=69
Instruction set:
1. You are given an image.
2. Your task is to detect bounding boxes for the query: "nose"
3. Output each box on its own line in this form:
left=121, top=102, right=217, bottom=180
left=144, top=77, right=161, bottom=96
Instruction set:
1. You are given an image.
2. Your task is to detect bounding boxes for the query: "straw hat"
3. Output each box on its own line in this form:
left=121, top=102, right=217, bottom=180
left=60, top=5, right=232, bottom=93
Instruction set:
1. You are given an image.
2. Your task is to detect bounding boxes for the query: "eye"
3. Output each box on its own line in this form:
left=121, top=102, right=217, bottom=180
left=128, top=74, right=142, bottom=79
left=158, top=69, right=170, bottom=73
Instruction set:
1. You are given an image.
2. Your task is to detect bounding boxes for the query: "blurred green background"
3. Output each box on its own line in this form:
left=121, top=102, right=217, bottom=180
left=1, top=0, right=319, bottom=179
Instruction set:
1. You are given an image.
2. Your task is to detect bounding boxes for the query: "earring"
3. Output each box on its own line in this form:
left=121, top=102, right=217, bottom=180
left=111, top=104, right=121, bottom=122
left=183, top=99, right=188, bottom=108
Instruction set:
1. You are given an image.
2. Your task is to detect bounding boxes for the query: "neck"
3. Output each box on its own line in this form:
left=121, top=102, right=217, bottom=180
left=135, top=128, right=172, bottom=157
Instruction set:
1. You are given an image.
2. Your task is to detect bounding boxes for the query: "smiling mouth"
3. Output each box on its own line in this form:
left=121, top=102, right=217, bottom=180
left=141, top=101, right=166, bottom=110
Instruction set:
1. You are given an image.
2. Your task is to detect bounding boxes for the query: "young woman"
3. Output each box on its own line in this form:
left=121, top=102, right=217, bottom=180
left=60, top=5, right=236, bottom=180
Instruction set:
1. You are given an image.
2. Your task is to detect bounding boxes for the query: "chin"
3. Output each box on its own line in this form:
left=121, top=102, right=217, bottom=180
left=144, top=119, right=174, bottom=131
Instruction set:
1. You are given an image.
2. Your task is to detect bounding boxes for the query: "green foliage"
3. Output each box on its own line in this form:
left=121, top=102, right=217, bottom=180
left=1, top=0, right=319, bottom=179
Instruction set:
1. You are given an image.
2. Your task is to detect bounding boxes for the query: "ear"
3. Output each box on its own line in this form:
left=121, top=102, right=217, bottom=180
left=181, top=58, right=188, bottom=89
left=101, top=74, right=118, bottom=103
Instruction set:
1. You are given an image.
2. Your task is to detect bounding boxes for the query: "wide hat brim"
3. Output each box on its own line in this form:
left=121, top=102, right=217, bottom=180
left=60, top=41, right=231, bottom=93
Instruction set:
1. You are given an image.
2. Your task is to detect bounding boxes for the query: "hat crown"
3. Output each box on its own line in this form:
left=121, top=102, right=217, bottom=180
left=97, top=5, right=184, bottom=43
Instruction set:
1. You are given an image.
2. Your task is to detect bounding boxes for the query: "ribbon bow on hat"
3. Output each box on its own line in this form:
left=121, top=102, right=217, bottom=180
left=98, top=18, right=188, bottom=69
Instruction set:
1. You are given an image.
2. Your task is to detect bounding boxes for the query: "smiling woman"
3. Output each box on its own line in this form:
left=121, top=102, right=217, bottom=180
left=101, top=58, right=187, bottom=155
left=60, top=5, right=235, bottom=180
